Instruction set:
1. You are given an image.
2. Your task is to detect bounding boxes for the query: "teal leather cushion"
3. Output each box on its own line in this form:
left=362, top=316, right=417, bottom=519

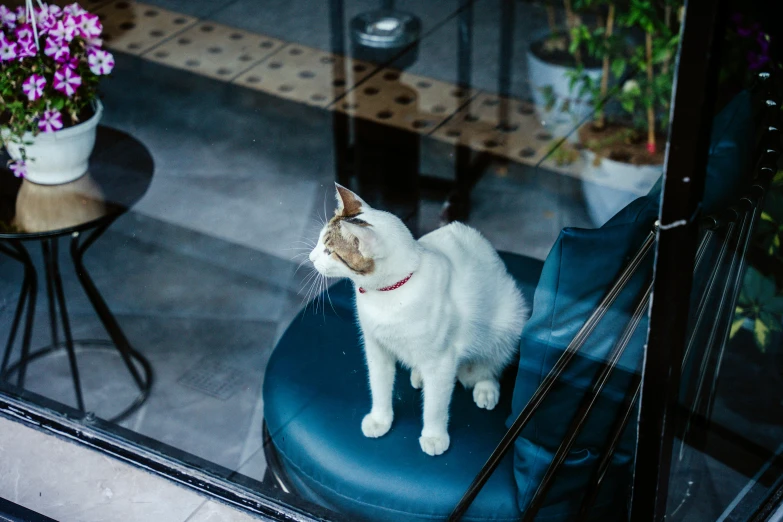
left=509, top=90, right=756, bottom=519
left=264, top=253, right=545, bottom=522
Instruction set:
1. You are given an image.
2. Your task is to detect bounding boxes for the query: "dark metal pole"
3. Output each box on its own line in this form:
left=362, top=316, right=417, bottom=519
left=13, top=241, right=37, bottom=389
left=497, top=0, right=514, bottom=122
left=449, top=0, right=474, bottom=224
left=329, top=0, right=352, bottom=186
left=70, top=230, right=145, bottom=390
left=0, top=261, right=30, bottom=377
left=630, top=0, right=728, bottom=519
left=523, top=282, right=653, bottom=521
left=50, top=239, right=86, bottom=412
left=41, top=240, right=59, bottom=347
left=449, top=231, right=655, bottom=521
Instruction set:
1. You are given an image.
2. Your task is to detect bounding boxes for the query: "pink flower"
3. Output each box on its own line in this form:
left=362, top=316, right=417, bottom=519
left=63, top=14, right=79, bottom=35
left=22, top=74, right=46, bottom=101
left=9, top=161, right=26, bottom=178
left=16, top=39, right=37, bottom=59
left=41, top=4, right=63, bottom=18
left=15, top=23, right=33, bottom=42
left=0, top=36, right=17, bottom=61
left=53, top=66, right=82, bottom=96
left=64, top=3, right=88, bottom=17
left=44, top=35, right=70, bottom=63
left=75, top=13, right=102, bottom=39
left=34, top=5, right=62, bottom=33
left=88, top=49, right=114, bottom=75
left=0, top=5, right=16, bottom=29
left=50, top=18, right=76, bottom=42
left=63, top=55, right=79, bottom=69
left=84, top=36, right=103, bottom=50
left=38, top=109, right=64, bottom=133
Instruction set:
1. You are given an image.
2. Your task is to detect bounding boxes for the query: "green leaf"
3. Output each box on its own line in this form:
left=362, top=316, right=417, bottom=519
left=766, top=296, right=783, bottom=314
left=762, top=211, right=776, bottom=223
left=729, top=317, right=746, bottom=339
left=611, top=59, right=626, bottom=79
left=743, top=267, right=768, bottom=303
left=760, top=311, right=782, bottom=331
left=754, top=318, right=770, bottom=352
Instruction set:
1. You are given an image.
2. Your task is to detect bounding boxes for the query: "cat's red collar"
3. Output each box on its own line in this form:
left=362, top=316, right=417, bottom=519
left=359, top=273, right=413, bottom=294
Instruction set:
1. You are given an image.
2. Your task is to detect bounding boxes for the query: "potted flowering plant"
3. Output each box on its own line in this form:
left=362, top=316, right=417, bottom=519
left=528, top=0, right=604, bottom=123
left=1, top=1, right=114, bottom=185
left=565, top=0, right=681, bottom=225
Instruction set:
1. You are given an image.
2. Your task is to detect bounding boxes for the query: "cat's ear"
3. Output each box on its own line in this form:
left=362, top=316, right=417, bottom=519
left=334, top=183, right=367, bottom=217
left=341, top=220, right=378, bottom=257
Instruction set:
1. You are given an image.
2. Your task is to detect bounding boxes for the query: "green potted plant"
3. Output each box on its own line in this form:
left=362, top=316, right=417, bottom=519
left=567, top=0, right=681, bottom=225
left=1, top=1, right=114, bottom=185
left=721, top=176, right=783, bottom=420
left=732, top=175, right=783, bottom=353
left=527, top=0, right=603, bottom=123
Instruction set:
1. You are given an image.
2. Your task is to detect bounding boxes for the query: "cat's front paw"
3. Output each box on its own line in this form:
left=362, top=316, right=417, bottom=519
left=419, top=433, right=450, bottom=456
left=362, top=412, right=392, bottom=438
left=473, top=380, right=500, bottom=410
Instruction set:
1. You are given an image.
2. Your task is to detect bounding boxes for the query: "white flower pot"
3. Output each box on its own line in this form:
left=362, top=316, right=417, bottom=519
left=527, top=31, right=602, bottom=126
left=581, top=150, right=661, bottom=227
left=2, top=101, right=103, bottom=186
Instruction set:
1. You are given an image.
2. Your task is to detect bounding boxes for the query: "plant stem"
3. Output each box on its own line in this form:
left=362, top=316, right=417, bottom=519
left=545, top=0, right=557, bottom=35
left=645, top=30, right=655, bottom=154
left=563, top=0, right=582, bottom=65
left=663, top=4, right=672, bottom=75
left=597, top=4, right=615, bottom=129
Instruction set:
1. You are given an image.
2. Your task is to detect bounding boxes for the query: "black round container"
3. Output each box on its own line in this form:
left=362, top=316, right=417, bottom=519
left=350, top=9, right=421, bottom=68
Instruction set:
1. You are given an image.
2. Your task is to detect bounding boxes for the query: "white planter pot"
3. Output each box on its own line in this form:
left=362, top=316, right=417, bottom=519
left=527, top=31, right=602, bottom=126
left=581, top=151, right=661, bottom=227
left=2, top=101, right=103, bottom=185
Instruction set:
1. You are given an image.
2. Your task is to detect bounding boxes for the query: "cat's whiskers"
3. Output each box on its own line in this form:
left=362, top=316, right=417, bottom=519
left=299, top=268, right=322, bottom=317
left=323, top=275, right=338, bottom=317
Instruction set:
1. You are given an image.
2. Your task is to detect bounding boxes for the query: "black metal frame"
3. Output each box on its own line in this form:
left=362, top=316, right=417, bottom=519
left=0, top=221, right=153, bottom=424
left=0, top=495, right=57, bottom=522
left=0, top=388, right=340, bottom=522
left=446, top=70, right=780, bottom=520
left=630, top=0, right=730, bottom=517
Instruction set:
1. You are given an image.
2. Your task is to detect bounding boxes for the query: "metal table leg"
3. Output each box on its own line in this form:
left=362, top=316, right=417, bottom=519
left=0, top=240, right=37, bottom=389
left=0, top=228, right=152, bottom=424
left=70, top=224, right=153, bottom=422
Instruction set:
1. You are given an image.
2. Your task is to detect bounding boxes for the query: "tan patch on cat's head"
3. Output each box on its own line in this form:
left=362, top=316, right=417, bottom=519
left=325, top=184, right=374, bottom=274
left=323, top=222, right=375, bottom=275
left=335, top=184, right=363, bottom=218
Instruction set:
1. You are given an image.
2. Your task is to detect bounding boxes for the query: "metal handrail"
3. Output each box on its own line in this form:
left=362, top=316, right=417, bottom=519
left=448, top=231, right=656, bottom=521
left=448, top=71, right=779, bottom=521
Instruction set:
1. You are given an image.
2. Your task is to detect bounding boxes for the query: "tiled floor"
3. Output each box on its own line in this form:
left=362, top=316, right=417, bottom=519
left=0, top=0, right=780, bottom=521
left=0, top=416, right=265, bottom=522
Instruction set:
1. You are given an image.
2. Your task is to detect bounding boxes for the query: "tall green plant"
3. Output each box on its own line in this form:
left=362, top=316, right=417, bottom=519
left=568, top=0, right=682, bottom=154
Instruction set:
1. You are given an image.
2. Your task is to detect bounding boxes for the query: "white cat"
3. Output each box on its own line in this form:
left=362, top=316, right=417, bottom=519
left=309, top=184, right=528, bottom=456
